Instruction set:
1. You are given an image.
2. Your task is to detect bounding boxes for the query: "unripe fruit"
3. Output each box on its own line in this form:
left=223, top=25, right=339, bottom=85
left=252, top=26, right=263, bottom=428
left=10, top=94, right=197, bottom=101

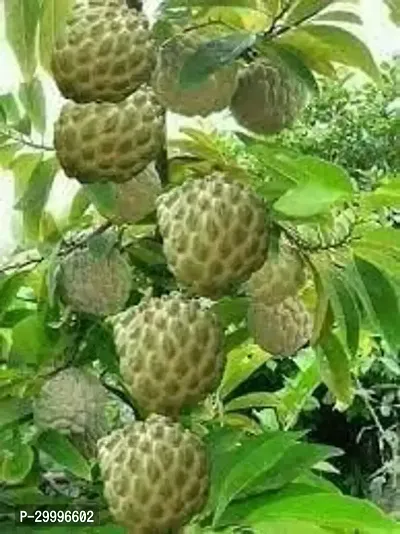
left=113, top=294, right=224, bottom=416
left=246, top=242, right=306, bottom=305
left=51, top=0, right=155, bottom=103
left=96, top=164, right=162, bottom=224
left=98, top=414, right=209, bottom=533
left=34, top=368, right=108, bottom=450
left=60, top=248, right=132, bottom=316
left=152, top=34, right=238, bottom=117
left=156, top=174, right=268, bottom=296
left=248, top=296, right=312, bottom=356
left=54, top=89, right=165, bottom=184
left=230, top=58, right=306, bottom=135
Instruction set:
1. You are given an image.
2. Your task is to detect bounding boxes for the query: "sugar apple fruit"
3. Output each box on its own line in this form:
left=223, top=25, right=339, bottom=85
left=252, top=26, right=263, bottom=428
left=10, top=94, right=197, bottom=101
left=248, top=296, right=312, bottom=356
left=96, top=163, right=162, bottom=224
left=152, top=34, right=238, bottom=117
left=98, top=414, right=209, bottom=533
left=230, top=58, right=307, bottom=135
left=34, top=368, right=108, bottom=455
left=60, top=248, right=132, bottom=316
left=51, top=0, right=155, bottom=103
left=113, top=294, right=224, bottom=416
left=54, top=88, right=165, bottom=184
left=246, top=242, right=306, bottom=306
left=156, top=174, right=268, bottom=296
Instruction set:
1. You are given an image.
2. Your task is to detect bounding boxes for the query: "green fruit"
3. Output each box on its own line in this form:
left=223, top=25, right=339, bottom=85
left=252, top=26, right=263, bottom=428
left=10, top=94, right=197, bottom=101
left=51, top=0, right=155, bottom=103
left=60, top=248, right=132, bottom=316
left=54, top=89, right=165, bottom=184
left=98, top=414, right=209, bottom=533
left=246, top=242, right=306, bottom=305
left=152, top=34, right=238, bottom=117
left=248, top=296, right=312, bottom=356
left=97, top=163, right=162, bottom=224
left=156, top=174, right=268, bottom=296
left=34, top=368, right=108, bottom=455
left=113, top=294, right=224, bottom=416
left=230, top=58, right=306, bottom=135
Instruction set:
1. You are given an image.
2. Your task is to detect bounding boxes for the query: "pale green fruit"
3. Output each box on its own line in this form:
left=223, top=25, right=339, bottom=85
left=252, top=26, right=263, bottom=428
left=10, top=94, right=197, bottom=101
left=230, top=58, right=307, bottom=135
left=51, top=0, right=155, bottom=102
left=60, top=248, right=132, bottom=316
left=156, top=174, right=268, bottom=296
left=152, top=34, right=238, bottom=117
left=34, top=368, right=108, bottom=456
left=246, top=242, right=306, bottom=305
left=54, top=88, right=165, bottom=184
left=97, top=414, right=209, bottom=533
left=248, top=296, right=312, bottom=356
left=113, top=294, right=224, bottom=416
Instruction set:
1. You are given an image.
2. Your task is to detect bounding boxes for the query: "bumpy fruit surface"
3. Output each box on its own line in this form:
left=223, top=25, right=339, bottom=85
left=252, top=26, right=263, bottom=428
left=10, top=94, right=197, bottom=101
left=246, top=242, right=305, bottom=305
left=152, top=34, right=238, bottom=117
left=113, top=294, right=224, bottom=416
left=98, top=414, right=209, bottom=533
left=156, top=174, right=268, bottom=296
left=248, top=296, right=312, bottom=356
left=230, top=58, right=306, bottom=135
left=54, top=89, right=165, bottom=183
left=97, top=164, right=162, bottom=224
left=34, top=368, right=108, bottom=442
left=51, top=0, right=155, bottom=103
left=60, top=248, right=132, bottom=316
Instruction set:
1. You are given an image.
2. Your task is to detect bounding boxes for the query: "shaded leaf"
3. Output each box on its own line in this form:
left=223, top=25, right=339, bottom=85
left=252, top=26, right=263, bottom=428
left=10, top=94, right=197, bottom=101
left=0, top=271, right=30, bottom=317
left=18, top=78, right=46, bottom=134
left=39, top=0, right=75, bottom=72
left=286, top=0, right=359, bottom=24
left=10, top=313, right=53, bottom=365
left=211, top=297, right=249, bottom=328
left=0, top=143, right=21, bottom=169
left=68, top=187, right=91, bottom=223
left=385, top=0, right=400, bottom=25
left=11, top=152, right=44, bottom=200
left=0, top=397, right=32, bottom=428
left=0, top=93, right=21, bottom=123
left=84, top=182, right=117, bottom=215
left=314, top=10, right=363, bottom=24
left=0, top=438, right=34, bottom=484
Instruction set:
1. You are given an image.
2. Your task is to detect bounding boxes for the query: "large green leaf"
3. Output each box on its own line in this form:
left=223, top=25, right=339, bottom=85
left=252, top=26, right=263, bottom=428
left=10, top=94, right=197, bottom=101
left=0, top=397, right=32, bottom=428
left=36, top=430, right=91, bottom=481
left=179, top=32, right=257, bottom=89
left=0, top=271, right=30, bottom=317
left=273, top=157, right=353, bottom=219
left=314, top=10, right=362, bottom=24
left=354, top=256, right=400, bottom=351
left=252, top=520, right=331, bottom=533
left=84, top=182, right=117, bottom=215
left=385, top=0, right=400, bottom=25
left=0, top=143, right=21, bottom=169
left=0, top=93, right=21, bottom=124
left=39, top=0, right=75, bottom=72
left=225, top=392, right=280, bottom=412
left=353, top=228, right=400, bottom=282
left=10, top=313, right=53, bottom=365
left=11, top=152, right=44, bottom=200
left=361, top=178, right=400, bottom=209
left=0, top=437, right=34, bottom=484
left=4, top=0, right=41, bottom=81
left=211, top=297, right=249, bottom=328
left=18, top=78, right=46, bottom=135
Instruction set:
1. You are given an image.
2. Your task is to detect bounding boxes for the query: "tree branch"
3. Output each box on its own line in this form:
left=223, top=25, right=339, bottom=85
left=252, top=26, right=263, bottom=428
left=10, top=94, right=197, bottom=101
left=265, top=4, right=328, bottom=40
left=1, top=128, right=54, bottom=151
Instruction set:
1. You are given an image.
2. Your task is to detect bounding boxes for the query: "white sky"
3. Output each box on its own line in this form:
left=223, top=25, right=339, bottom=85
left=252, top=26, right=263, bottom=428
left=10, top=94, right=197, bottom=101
left=0, top=0, right=399, bottom=260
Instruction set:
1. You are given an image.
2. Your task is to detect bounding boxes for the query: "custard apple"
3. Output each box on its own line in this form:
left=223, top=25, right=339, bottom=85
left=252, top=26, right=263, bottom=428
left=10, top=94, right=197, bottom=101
left=60, top=248, right=132, bottom=316
left=248, top=296, right=312, bottom=356
left=156, top=174, right=268, bottom=296
left=54, top=88, right=165, bottom=184
left=113, top=294, right=224, bottom=416
left=98, top=414, right=209, bottom=533
left=34, top=368, right=108, bottom=453
left=246, top=242, right=305, bottom=306
left=96, top=163, right=162, bottom=224
left=51, top=0, right=155, bottom=103
left=230, top=58, right=307, bottom=135
left=152, top=34, right=238, bottom=117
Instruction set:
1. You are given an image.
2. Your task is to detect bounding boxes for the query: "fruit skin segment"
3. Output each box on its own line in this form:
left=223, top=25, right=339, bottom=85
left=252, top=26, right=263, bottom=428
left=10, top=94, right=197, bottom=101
left=152, top=34, right=239, bottom=117
left=156, top=174, right=269, bottom=297
left=113, top=294, right=225, bottom=417
left=246, top=242, right=306, bottom=306
left=248, top=295, right=313, bottom=357
left=51, top=1, right=155, bottom=103
left=59, top=248, right=132, bottom=316
left=54, top=89, right=165, bottom=184
left=230, top=58, right=307, bottom=135
left=97, top=414, right=209, bottom=534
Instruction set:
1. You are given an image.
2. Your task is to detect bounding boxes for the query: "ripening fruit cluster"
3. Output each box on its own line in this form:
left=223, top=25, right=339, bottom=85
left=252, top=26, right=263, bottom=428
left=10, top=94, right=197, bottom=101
left=47, top=2, right=313, bottom=532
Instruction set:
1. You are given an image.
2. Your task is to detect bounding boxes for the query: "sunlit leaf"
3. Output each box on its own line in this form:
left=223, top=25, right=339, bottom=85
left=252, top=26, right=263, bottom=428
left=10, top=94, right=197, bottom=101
left=314, top=10, right=362, bottom=24
left=225, top=392, right=280, bottom=412
left=0, top=93, right=21, bottom=123
left=0, top=437, right=34, bottom=484
left=18, top=78, right=46, bottom=135
left=0, top=397, right=32, bottom=428
left=384, top=0, right=400, bottom=25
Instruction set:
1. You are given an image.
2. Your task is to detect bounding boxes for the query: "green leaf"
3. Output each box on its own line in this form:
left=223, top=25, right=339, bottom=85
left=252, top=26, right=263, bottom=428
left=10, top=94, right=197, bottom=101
left=0, top=271, right=30, bottom=317
left=68, top=187, right=91, bottom=223
left=225, top=392, right=280, bottom=412
left=39, top=0, right=75, bottom=73
left=0, top=397, right=32, bottom=428
left=18, top=78, right=46, bottom=135
left=4, top=0, right=41, bottom=81
left=354, top=256, right=400, bottom=351
left=0, top=438, right=34, bottom=484
left=219, top=342, right=271, bottom=399
left=87, top=232, right=118, bottom=260
left=179, top=32, right=257, bottom=89
left=385, top=0, right=400, bottom=25
left=301, top=24, right=381, bottom=83
left=314, top=10, right=363, bottom=24
left=36, top=430, right=91, bottom=481
left=11, top=152, right=44, bottom=199
left=318, top=331, right=353, bottom=408
left=211, top=297, right=249, bottom=328
left=10, top=314, right=53, bottom=365
left=362, top=179, right=400, bottom=208
left=84, top=182, right=117, bottom=215
left=286, top=0, right=359, bottom=24
left=252, top=520, right=331, bottom=534
left=273, top=157, right=353, bottom=219
left=0, top=143, right=20, bottom=169
left=0, top=93, right=21, bottom=123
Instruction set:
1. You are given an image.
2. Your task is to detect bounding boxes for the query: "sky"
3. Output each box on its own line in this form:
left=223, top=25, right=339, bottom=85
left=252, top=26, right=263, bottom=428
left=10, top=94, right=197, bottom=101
left=0, top=0, right=399, bottom=260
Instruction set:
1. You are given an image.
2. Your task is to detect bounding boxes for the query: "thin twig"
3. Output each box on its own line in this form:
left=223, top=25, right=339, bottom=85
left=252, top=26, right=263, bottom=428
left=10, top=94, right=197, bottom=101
left=267, top=4, right=329, bottom=40
left=1, top=128, right=54, bottom=151
left=265, top=0, right=293, bottom=35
